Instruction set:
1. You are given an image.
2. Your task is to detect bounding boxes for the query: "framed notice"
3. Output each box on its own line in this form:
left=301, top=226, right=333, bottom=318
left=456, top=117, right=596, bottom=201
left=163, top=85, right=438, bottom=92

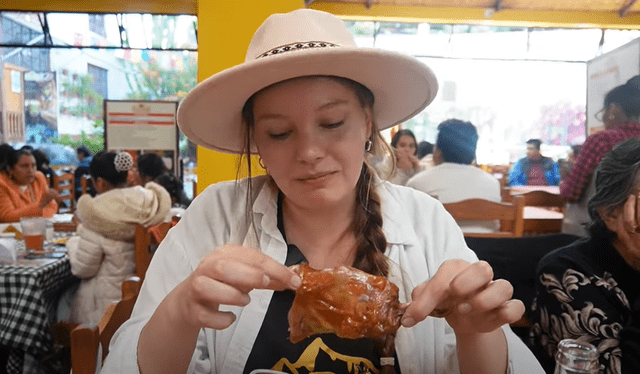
left=586, top=38, right=640, bottom=135
left=104, top=100, right=180, bottom=177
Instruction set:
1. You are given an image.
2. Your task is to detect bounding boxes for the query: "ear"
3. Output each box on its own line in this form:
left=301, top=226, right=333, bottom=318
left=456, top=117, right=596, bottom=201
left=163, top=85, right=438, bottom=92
left=363, top=107, right=374, bottom=140
left=610, top=103, right=628, bottom=123
left=433, top=147, right=443, bottom=165
left=597, top=206, right=622, bottom=233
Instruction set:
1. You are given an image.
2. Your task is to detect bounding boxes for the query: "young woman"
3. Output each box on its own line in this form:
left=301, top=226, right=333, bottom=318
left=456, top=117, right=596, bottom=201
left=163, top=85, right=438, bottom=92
left=103, top=9, right=542, bottom=374
left=64, top=151, right=171, bottom=325
left=0, top=148, right=58, bottom=222
left=369, top=128, right=423, bottom=185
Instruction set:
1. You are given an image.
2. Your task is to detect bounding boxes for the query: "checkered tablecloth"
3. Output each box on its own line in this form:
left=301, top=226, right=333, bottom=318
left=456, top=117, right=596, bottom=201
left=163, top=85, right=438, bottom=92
left=0, top=247, right=76, bottom=374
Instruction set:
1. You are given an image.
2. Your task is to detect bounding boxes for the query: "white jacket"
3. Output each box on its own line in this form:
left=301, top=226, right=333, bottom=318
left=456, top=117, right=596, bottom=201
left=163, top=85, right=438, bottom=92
left=67, top=182, right=170, bottom=325
left=103, top=176, right=543, bottom=374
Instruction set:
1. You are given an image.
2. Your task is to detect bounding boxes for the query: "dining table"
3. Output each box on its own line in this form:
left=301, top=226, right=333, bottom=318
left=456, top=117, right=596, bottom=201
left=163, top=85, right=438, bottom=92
left=0, top=222, right=77, bottom=374
left=523, top=206, right=564, bottom=234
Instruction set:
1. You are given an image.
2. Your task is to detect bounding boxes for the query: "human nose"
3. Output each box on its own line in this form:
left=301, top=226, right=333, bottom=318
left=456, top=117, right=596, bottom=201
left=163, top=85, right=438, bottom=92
left=294, top=130, right=324, bottom=163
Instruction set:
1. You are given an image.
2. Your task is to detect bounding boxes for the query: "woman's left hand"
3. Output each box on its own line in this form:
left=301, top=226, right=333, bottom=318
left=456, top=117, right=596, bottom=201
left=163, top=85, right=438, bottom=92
left=401, top=259, right=525, bottom=335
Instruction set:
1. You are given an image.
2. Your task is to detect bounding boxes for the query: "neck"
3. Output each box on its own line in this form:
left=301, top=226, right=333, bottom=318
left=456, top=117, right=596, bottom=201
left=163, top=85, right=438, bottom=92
left=282, top=194, right=358, bottom=269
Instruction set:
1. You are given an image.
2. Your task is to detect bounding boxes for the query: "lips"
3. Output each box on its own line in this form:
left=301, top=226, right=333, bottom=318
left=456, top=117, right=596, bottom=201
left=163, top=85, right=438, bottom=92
left=297, top=171, right=335, bottom=182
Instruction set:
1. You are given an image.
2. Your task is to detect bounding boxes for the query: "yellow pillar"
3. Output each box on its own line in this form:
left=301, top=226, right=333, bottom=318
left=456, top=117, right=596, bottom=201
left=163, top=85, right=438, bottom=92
left=195, top=0, right=301, bottom=193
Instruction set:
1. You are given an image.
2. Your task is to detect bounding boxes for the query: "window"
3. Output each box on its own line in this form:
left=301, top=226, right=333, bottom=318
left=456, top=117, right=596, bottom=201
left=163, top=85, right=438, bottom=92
left=88, top=14, right=106, bottom=37
left=87, top=64, right=108, bottom=99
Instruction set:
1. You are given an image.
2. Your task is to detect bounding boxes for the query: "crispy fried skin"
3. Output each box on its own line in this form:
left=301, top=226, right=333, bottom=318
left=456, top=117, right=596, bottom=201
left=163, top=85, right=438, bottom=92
left=288, top=264, right=402, bottom=344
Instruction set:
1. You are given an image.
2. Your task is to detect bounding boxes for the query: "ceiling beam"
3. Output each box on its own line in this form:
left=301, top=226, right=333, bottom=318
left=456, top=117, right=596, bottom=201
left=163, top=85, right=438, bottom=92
left=619, top=0, right=639, bottom=17
left=308, top=2, right=640, bottom=29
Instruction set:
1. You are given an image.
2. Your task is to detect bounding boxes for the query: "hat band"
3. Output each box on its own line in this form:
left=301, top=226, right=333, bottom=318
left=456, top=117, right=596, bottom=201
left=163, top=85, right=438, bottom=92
left=257, top=41, right=339, bottom=59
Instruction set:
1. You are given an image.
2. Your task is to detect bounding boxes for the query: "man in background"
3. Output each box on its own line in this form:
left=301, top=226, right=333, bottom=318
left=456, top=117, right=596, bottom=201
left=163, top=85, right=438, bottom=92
left=407, top=119, right=501, bottom=233
left=509, top=139, right=560, bottom=186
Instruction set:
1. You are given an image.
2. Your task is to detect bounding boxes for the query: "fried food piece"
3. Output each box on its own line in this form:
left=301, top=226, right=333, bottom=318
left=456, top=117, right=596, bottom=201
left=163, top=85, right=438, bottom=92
left=288, top=264, right=402, bottom=344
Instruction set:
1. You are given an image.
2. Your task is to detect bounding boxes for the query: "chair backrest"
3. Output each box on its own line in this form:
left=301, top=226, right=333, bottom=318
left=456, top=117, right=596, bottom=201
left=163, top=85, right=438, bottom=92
left=513, top=190, right=565, bottom=212
left=443, top=195, right=525, bottom=238
left=53, top=172, right=75, bottom=213
left=134, top=222, right=173, bottom=280
left=79, top=174, right=92, bottom=196
left=70, top=276, right=142, bottom=374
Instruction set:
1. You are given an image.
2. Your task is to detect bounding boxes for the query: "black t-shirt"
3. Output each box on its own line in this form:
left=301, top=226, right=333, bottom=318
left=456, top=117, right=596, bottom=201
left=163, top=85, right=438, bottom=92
left=242, top=195, right=401, bottom=374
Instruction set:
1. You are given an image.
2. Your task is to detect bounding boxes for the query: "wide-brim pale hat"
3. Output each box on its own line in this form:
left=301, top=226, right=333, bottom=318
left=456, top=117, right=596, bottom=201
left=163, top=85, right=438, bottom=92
left=177, top=8, right=439, bottom=154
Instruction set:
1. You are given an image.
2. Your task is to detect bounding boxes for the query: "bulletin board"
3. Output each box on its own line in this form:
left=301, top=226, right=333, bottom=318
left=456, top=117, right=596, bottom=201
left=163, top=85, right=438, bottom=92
left=586, top=38, right=640, bottom=135
left=104, top=100, right=180, bottom=177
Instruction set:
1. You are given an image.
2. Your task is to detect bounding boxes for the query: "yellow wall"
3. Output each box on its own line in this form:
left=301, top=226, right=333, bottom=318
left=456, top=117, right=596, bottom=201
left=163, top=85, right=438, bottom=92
left=195, top=0, right=301, bottom=192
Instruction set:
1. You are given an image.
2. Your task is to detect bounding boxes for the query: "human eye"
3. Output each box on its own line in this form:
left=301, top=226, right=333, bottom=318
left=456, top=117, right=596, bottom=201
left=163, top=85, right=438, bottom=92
left=268, top=131, right=290, bottom=140
left=321, top=121, right=344, bottom=129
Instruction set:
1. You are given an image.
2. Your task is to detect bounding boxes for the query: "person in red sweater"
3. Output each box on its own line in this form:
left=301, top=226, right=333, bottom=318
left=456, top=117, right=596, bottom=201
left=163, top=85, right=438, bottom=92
left=0, top=148, right=59, bottom=222
left=561, top=81, right=640, bottom=236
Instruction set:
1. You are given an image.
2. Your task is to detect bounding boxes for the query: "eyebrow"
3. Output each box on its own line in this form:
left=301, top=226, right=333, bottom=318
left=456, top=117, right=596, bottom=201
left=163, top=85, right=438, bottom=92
left=255, top=99, right=350, bottom=123
left=318, top=99, right=349, bottom=111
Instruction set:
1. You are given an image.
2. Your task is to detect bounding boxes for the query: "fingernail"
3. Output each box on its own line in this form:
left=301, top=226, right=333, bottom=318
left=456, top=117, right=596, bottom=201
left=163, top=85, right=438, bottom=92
left=458, top=303, right=472, bottom=314
left=290, top=275, right=301, bottom=289
left=402, top=317, right=416, bottom=327
left=262, top=275, right=270, bottom=287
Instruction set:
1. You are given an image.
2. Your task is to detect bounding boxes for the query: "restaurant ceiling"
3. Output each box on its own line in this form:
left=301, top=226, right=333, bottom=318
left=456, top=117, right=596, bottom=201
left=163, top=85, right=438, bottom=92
left=309, top=0, right=640, bottom=15
left=3, top=0, right=640, bottom=28
left=308, top=0, right=640, bottom=28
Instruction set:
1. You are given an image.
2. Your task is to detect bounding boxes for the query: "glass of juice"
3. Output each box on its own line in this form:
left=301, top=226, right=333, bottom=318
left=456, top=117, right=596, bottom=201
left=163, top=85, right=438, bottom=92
left=20, top=217, right=47, bottom=253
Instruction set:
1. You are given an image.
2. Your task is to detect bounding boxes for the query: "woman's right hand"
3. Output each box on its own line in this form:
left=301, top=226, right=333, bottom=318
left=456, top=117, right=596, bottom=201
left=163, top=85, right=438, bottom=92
left=168, top=244, right=301, bottom=330
left=38, top=188, right=59, bottom=209
left=395, top=149, right=413, bottom=171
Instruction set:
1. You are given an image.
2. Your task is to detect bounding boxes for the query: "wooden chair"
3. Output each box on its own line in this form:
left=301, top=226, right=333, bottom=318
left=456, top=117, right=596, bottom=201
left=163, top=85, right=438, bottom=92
left=443, top=195, right=525, bottom=238
left=513, top=189, right=565, bottom=212
left=53, top=171, right=75, bottom=213
left=134, top=222, right=173, bottom=280
left=79, top=174, right=93, bottom=196
left=70, top=276, right=141, bottom=374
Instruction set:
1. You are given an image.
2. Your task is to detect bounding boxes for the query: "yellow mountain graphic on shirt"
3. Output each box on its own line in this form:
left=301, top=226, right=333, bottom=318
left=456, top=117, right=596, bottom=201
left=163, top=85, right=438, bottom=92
left=270, top=337, right=379, bottom=374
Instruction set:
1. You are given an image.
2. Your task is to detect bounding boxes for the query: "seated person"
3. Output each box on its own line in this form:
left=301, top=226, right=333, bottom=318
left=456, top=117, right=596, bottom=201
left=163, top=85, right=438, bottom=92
left=509, top=139, right=560, bottom=186
left=369, top=128, right=424, bottom=185
left=407, top=118, right=501, bottom=233
left=75, top=145, right=94, bottom=198
left=64, top=151, right=171, bottom=325
left=154, top=172, right=191, bottom=220
left=137, top=153, right=168, bottom=185
left=0, top=148, right=58, bottom=222
left=102, top=10, right=542, bottom=374
left=561, top=82, right=640, bottom=237
left=32, top=149, right=55, bottom=188
left=530, top=138, right=640, bottom=374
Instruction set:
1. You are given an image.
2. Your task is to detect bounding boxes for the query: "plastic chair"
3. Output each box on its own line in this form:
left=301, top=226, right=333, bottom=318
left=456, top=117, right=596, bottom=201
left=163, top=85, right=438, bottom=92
left=70, top=276, right=141, bottom=374
left=443, top=195, right=525, bottom=238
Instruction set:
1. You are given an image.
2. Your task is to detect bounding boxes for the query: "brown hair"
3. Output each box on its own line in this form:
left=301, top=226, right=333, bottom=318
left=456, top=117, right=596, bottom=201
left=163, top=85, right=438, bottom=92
left=241, top=75, right=397, bottom=372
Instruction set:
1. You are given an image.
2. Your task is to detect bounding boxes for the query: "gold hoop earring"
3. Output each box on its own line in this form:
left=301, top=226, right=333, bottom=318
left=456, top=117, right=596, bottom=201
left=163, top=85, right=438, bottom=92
left=258, top=157, right=266, bottom=170
left=364, top=140, right=373, bottom=152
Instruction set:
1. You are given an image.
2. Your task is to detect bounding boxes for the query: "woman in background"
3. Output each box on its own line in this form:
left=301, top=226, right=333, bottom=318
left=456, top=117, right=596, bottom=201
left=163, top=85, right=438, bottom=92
left=0, top=148, right=58, bottom=222
left=63, top=151, right=171, bottom=325
left=154, top=172, right=191, bottom=220
left=370, top=128, right=423, bottom=185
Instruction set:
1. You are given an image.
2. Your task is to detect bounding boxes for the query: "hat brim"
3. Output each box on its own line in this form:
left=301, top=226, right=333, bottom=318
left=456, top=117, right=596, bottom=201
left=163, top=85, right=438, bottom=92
left=177, top=47, right=438, bottom=154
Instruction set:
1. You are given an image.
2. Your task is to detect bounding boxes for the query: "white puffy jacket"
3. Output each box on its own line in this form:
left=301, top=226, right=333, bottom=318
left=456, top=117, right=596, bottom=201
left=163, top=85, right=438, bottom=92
left=67, top=182, right=170, bottom=325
